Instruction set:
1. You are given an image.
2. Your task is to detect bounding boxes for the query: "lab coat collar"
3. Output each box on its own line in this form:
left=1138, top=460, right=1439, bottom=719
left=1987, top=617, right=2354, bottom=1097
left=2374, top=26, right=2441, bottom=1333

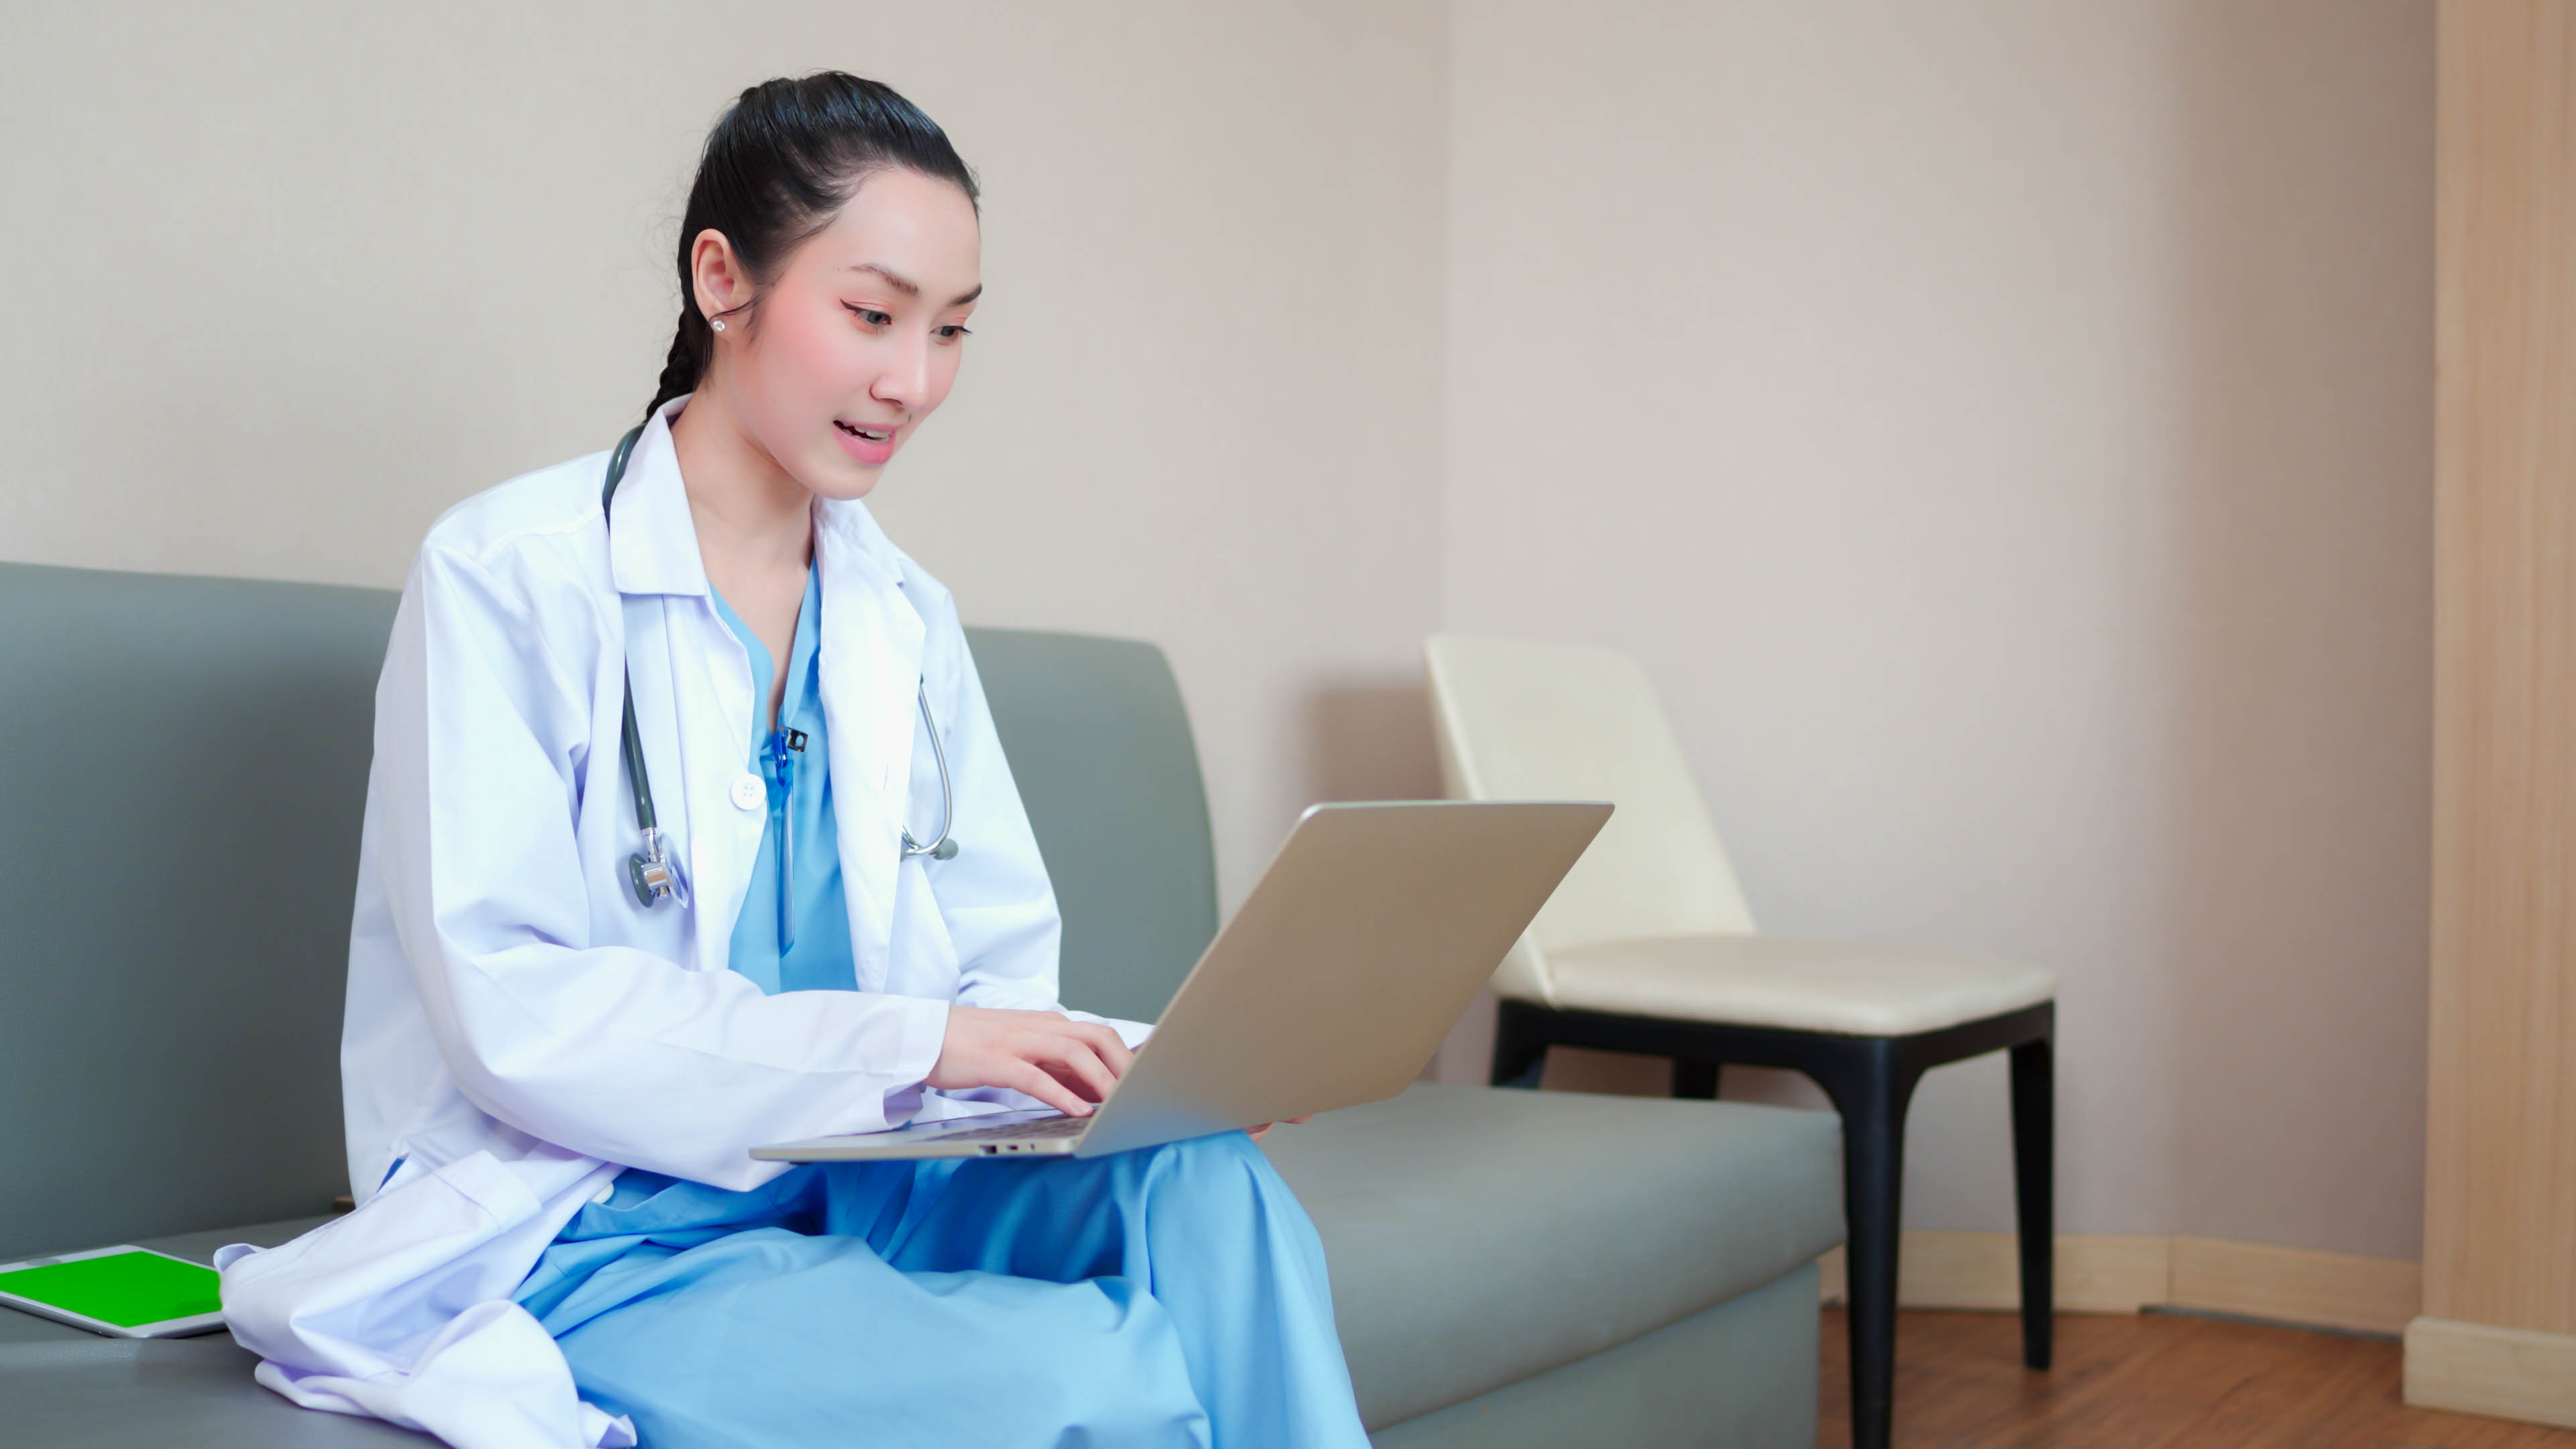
left=812, top=500, right=925, bottom=990
left=816, top=495, right=910, bottom=585
left=605, top=396, right=710, bottom=599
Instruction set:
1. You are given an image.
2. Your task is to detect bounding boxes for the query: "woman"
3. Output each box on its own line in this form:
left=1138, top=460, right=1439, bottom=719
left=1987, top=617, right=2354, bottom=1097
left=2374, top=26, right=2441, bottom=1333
left=219, top=74, right=1366, bottom=1449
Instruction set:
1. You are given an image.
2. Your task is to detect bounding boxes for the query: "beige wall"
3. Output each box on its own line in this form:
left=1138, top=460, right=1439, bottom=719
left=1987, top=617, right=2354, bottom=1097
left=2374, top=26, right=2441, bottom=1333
left=1442, top=0, right=2432, bottom=1262
left=4, top=3, right=2434, bottom=1263
left=0, top=0, right=1450, bottom=907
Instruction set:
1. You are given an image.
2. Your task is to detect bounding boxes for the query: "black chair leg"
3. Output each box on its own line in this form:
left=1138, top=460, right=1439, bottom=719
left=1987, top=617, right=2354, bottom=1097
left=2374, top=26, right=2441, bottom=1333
left=1816, top=1040, right=1919, bottom=1449
left=1672, top=1058, right=1720, bottom=1099
left=2010, top=1030, right=2055, bottom=1371
left=1489, top=1002, right=1549, bottom=1089
left=1500, top=1002, right=2055, bottom=1445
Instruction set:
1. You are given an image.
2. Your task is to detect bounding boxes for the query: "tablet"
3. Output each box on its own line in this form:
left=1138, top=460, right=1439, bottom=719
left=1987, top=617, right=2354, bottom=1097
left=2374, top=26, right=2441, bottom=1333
left=0, top=1244, right=226, bottom=1338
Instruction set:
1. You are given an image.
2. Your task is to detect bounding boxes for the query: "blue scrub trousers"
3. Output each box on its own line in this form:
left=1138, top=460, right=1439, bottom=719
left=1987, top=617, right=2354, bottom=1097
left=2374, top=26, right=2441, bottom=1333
left=513, top=1132, right=1368, bottom=1449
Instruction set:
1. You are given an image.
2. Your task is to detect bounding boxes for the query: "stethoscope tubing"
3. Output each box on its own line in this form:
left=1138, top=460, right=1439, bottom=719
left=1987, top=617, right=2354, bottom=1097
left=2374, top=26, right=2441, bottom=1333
left=600, top=424, right=957, bottom=905
left=900, top=682, right=958, bottom=860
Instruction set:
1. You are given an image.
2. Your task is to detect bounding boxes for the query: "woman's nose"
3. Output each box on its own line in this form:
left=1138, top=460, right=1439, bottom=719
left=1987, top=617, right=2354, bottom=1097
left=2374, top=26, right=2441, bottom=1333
left=872, top=331, right=932, bottom=411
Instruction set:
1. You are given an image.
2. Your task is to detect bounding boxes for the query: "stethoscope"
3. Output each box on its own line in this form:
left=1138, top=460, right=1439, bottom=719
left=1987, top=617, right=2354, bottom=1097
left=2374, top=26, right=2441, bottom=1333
left=602, top=425, right=959, bottom=910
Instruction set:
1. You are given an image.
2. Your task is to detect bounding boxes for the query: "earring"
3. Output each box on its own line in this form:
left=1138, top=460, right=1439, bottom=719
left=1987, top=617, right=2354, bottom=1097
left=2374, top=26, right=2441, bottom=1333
left=710, top=317, right=727, bottom=333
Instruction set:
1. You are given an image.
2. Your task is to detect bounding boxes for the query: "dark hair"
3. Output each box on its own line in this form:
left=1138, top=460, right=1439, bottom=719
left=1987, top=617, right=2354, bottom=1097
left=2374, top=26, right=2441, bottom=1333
left=645, top=72, right=979, bottom=423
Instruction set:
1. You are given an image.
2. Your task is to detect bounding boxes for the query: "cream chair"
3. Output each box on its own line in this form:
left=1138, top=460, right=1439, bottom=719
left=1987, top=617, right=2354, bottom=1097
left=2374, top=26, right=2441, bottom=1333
left=1424, top=633, right=2057, bottom=1449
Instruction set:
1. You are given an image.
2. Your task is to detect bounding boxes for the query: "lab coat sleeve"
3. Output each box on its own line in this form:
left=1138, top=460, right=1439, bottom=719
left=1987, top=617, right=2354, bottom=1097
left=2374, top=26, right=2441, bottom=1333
left=378, top=544, right=947, bottom=1188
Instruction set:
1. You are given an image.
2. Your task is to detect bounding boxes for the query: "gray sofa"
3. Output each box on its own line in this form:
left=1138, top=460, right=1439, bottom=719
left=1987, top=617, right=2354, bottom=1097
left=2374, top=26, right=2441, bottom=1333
left=0, top=561, right=1843, bottom=1447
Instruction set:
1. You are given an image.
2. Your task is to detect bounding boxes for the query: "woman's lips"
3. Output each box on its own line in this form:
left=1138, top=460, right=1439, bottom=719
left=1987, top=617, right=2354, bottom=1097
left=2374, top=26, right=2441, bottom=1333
left=834, top=418, right=898, bottom=466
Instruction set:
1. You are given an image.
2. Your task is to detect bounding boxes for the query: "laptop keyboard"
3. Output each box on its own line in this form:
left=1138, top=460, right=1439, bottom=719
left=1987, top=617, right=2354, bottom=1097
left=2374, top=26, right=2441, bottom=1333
left=934, top=1116, right=1089, bottom=1143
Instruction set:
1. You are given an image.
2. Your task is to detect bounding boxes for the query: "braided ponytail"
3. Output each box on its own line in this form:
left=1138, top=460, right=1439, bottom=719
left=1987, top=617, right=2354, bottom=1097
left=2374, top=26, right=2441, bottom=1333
left=643, top=303, right=713, bottom=423
left=643, top=72, right=979, bottom=426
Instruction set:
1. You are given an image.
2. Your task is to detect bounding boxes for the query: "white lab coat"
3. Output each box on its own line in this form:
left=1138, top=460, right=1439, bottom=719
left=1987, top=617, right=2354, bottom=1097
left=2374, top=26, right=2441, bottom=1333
left=217, top=399, right=1137, bottom=1448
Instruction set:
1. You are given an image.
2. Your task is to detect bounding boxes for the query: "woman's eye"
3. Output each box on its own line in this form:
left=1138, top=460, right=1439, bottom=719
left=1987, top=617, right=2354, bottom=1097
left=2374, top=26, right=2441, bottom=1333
left=844, top=304, right=892, bottom=327
left=936, top=325, right=973, bottom=341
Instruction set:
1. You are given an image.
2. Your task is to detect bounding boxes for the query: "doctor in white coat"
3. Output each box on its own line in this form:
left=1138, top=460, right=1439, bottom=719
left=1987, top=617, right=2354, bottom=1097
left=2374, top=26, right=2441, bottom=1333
left=217, top=73, right=1362, bottom=1449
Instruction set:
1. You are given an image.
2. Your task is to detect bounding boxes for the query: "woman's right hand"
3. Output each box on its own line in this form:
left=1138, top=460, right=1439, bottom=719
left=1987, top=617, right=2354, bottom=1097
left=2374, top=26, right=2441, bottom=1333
left=924, top=1007, right=1135, bottom=1119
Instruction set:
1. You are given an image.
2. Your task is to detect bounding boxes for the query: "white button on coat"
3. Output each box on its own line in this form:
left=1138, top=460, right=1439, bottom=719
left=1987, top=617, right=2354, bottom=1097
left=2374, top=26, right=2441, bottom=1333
left=212, top=396, right=1148, bottom=1449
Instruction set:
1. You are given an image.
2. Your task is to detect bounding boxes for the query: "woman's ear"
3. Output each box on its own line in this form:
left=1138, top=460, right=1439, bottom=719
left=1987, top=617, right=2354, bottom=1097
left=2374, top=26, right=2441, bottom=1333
left=689, top=229, right=751, bottom=329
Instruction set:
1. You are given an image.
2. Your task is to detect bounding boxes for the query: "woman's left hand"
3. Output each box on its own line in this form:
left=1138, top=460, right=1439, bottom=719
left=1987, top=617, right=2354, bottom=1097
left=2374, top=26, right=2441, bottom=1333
left=1246, top=1115, right=1313, bottom=1143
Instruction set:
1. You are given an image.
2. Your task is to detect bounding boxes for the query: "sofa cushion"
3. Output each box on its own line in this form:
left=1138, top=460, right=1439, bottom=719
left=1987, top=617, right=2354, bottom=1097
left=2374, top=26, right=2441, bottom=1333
left=7, top=1085, right=1844, bottom=1443
left=1261, top=1082, right=1844, bottom=1430
left=0, top=1218, right=419, bottom=1446
left=1370, top=1265, right=1821, bottom=1449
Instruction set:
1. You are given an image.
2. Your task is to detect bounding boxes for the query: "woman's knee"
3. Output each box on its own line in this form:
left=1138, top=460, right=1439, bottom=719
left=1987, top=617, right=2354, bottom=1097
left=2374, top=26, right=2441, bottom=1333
left=1136, top=1131, right=1293, bottom=1215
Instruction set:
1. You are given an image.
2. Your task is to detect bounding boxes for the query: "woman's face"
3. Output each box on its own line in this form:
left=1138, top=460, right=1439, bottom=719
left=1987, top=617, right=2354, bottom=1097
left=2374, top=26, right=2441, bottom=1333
left=694, top=167, right=982, bottom=501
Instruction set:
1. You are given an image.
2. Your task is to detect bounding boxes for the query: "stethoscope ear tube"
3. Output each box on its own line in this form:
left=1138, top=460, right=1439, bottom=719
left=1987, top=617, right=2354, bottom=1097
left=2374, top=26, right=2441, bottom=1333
left=900, top=682, right=959, bottom=860
left=618, top=667, right=657, bottom=837
left=621, top=673, right=686, bottom=907
left=602, top=425, right=686, bottom=908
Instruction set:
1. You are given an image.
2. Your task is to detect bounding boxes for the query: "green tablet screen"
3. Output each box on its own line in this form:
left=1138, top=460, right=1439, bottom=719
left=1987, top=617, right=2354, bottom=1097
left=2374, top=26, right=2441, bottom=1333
left=0, top=1250, right=220, bottom=1328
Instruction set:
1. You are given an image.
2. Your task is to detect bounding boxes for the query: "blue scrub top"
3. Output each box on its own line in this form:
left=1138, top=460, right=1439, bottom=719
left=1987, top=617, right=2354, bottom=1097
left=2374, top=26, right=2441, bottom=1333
left=708, top=567, right=857, bottom=994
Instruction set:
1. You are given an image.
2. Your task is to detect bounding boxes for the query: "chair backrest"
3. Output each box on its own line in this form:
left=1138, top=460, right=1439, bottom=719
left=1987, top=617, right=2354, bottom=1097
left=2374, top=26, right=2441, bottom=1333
left=964, top=627, right=1219, bottom=1023
left=0, top=561, right=398, bottom=1258
left=1424, top=633, right=1754, bottom=1000
left=0, top=566, right=1216, bottom=1258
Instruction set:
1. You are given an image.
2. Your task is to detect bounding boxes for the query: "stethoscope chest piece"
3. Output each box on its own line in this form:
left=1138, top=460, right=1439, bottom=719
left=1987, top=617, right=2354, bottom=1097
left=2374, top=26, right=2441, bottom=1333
left=629, top=825, right=686, bottom=908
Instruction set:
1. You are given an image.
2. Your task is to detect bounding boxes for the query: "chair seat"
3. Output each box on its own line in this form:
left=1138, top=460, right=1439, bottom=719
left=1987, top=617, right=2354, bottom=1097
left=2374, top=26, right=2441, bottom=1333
left=1539, top=932, right=2056, bottom=1037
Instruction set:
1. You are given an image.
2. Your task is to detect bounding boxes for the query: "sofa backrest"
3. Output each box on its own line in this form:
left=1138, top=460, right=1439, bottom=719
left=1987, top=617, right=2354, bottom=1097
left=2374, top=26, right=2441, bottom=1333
left=0, top=562, right=395, bottom=1258
left=0, top=562, right=1218, bottom=1258
left=967, top=627, right=1220, bottom=1024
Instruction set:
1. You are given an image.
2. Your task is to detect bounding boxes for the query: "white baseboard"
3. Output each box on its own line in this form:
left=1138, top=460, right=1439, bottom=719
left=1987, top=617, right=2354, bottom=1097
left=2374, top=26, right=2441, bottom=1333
left=1817, top=1230, right=2420, bottom=1334
left=2405, top=1317, right=2576, bottom=1429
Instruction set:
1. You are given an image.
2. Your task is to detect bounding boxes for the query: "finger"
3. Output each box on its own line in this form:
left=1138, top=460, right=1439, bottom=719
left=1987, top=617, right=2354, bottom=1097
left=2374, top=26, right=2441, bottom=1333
left=1030, top=1038, right=1118, bottom=1104
left=1078, top=1023, right=1136, bottom=1078
left=1248, top=1124, right=1273, bottom=1142
left=1051, top=1020, right=1132, bottom=1079
left=1287, top=1114, right=1313, bottom=1126
left=1001, top=1061, right=1093, bottom=1118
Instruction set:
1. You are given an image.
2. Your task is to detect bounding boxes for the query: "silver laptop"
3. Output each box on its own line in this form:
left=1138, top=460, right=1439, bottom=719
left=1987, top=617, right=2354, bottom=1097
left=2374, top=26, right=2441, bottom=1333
left=752, top=799, right=1611, bottom=1163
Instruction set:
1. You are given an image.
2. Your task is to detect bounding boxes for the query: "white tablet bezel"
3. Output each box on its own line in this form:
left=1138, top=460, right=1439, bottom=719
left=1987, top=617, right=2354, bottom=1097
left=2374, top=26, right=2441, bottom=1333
left=0, top=1243, right=227, bottom=1339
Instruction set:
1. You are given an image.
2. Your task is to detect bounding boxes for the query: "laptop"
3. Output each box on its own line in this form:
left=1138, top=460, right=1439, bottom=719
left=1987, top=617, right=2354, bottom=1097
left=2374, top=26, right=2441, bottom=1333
left=752, top=799, right=1611, bottom=1163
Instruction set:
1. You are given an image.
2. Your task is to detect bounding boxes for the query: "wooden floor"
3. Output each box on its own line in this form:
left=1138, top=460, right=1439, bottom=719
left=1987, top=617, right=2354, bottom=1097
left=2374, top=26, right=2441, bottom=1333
left=1817, top=1308, right=2576, bottom=1448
